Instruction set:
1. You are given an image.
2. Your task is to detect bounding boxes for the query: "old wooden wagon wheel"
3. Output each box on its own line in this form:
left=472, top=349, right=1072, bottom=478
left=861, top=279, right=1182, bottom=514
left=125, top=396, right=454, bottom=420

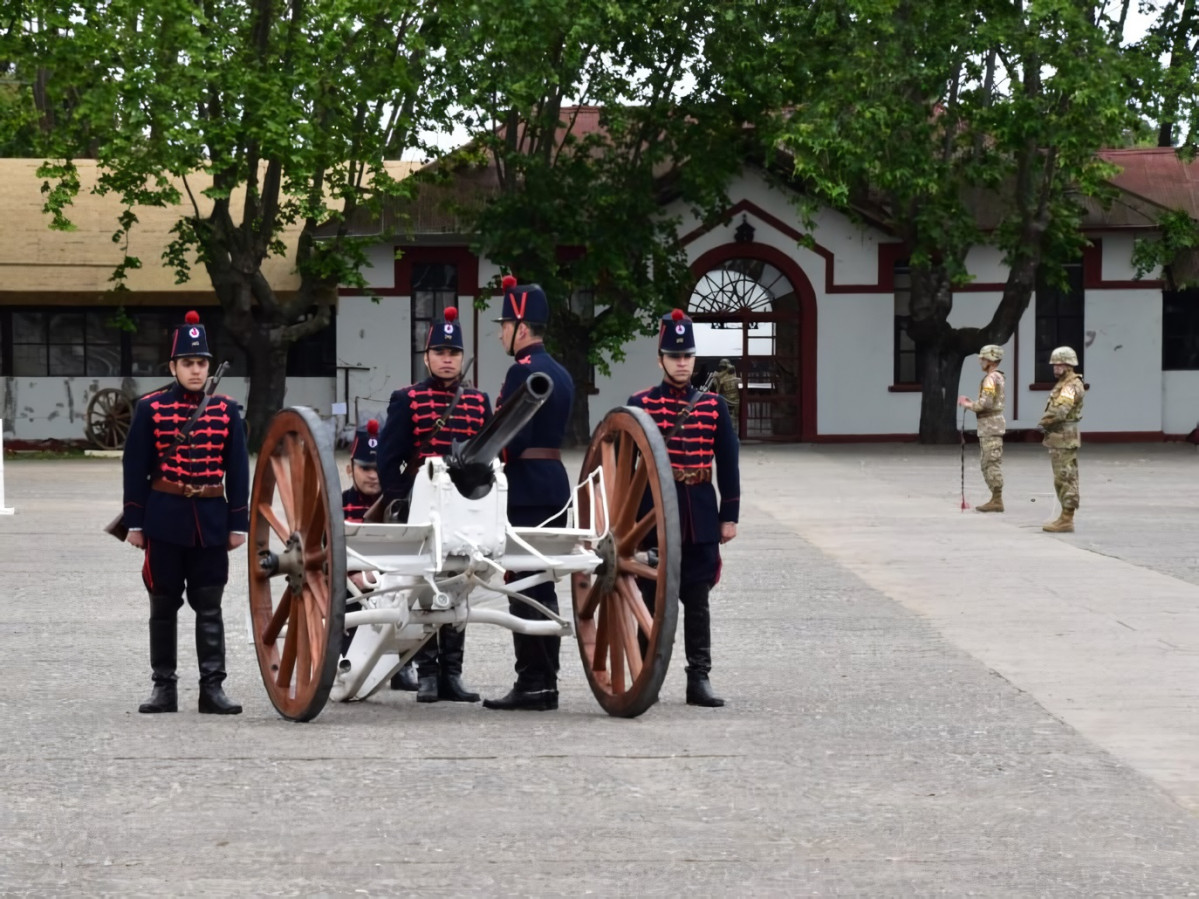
left=85, top=388, right=133, bottom=449
left=572, top=406, right=681, bottom=718
left=248, top=407, right=346, bottom=722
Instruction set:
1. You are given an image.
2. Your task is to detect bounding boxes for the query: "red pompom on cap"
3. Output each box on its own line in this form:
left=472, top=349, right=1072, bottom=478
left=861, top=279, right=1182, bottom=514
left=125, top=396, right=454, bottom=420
left=185, top=310, right=201, bottom=324
left=501, top=274, right=517, bottom=289
left=444, top=306, right=458, bottom=323
left=366, top=419, right=379, bottom=436
left=671, top=308, right=685, bottom=322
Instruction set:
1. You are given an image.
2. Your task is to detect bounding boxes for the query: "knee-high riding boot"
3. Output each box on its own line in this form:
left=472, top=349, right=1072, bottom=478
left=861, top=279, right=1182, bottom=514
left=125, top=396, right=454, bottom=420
left=436, top=625, right=479, bottom=702
left=190, top=585, right=242, bottom=715
left=139, top=595, right=179, bottom=713
left=679, top=582, right=724, bottom=708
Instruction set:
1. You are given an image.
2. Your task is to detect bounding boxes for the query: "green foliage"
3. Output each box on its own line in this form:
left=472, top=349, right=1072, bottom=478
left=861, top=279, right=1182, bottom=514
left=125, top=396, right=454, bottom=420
left=9, top=0, right=453, bottom=446
left=439, top=0, right=761, bottom=393
left=1133, top=207, right=1199, bottom=284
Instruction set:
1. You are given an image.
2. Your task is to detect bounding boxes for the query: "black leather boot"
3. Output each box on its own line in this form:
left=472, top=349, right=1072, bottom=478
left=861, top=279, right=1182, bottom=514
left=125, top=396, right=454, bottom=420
left=139, top=595, right=179, bottom=713
left=389, top=662, right=418, bottom=691
left=482, top=685, right=558, bottom=711
left=191, top=586, right=242, bottom=715
left=416, top=675, right=440, bottom=703
left=437, top=626, right=480, bottom=702
left=681, top=582, right=724, bottom=708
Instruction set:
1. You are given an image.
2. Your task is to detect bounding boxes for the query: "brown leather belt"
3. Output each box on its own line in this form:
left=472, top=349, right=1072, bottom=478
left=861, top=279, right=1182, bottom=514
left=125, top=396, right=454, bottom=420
left=673, top=467, right=712, bottom=484
left=519, top=448, right=562, bottom=461
left=152, top=478, right=225, bottom=499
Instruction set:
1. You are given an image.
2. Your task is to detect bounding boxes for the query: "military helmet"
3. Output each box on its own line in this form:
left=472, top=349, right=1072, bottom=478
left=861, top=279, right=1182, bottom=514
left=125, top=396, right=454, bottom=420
left=1049, top=346, right=1079, bottom=366
left=658, top=308, right=697, bottom=355
left=979, top=345, right=1004, bottom=362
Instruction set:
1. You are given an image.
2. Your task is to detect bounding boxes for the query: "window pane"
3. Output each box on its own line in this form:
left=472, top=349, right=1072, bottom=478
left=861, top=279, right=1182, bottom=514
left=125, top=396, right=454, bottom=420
left=13, top=312, right=46, bottom=343
left=48, top=343, right=85, bottom=376
left=85, top=345, right=122, bottom=376
left=86, top=312, right=120, bottom=345
left=48, top=312, right=85, bottom=344
left=13, top=345, right=47, bottom=375
left=131, top=343, right=170, bottom=378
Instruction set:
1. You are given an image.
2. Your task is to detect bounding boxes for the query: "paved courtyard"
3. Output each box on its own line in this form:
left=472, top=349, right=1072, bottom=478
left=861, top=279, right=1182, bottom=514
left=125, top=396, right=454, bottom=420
left=1, top=440, right=1198, bottom=895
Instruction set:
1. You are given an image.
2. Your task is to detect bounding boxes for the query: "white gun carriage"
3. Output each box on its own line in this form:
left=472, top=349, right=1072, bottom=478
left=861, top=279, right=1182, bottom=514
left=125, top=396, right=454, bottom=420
left=246, top=372, right=683, bottom=721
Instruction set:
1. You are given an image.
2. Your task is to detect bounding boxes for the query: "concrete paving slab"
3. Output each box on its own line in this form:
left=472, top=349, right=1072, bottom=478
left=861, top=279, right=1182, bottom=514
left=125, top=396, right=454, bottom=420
left=1, top=444, right=1198, bottom=895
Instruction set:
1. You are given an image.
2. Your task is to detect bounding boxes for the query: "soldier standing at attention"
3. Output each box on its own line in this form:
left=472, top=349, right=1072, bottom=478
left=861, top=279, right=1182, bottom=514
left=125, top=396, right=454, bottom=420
left=1039, top=346, right=1085, bottom=533
left=482, top=274, right=574, bottom=712
left=957, top=345, right=1007, bottom=512
left=628, top=309, right=740, bottom=707
left=377, top=307, right=492, bottom=702
left=122, top=310, right=248, bottom=715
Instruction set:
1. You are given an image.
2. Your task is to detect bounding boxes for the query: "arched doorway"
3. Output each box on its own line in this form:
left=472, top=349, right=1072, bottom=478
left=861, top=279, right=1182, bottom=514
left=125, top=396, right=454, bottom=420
left=688, top=245, right=816, bottom=442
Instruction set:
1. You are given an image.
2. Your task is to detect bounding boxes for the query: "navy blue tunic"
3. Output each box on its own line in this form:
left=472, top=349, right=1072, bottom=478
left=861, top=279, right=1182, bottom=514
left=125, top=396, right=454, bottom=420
left=498, top=343, right=574, bottom=510
left=627, top=381, right=740, bottom=584
left=122, top=383, right=250, bottom=548
left=377, top=378, right=492, bottom=505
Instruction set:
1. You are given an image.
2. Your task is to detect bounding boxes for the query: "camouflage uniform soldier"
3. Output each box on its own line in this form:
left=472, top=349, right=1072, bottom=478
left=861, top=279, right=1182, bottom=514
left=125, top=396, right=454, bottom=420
left=1039, top=346, right=1085, bottom=533
left=957, top=345, right=1006, bottom=512
left=714, top=359, right=741, bottom=424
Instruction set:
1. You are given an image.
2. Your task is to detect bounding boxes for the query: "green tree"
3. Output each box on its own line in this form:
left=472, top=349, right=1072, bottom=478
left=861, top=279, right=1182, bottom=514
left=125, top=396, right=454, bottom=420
left=440, top=0, right=761, bottom=444
left=11, top=0, right=449, bottom=447
left=752, top=0, right=1140, bottom=441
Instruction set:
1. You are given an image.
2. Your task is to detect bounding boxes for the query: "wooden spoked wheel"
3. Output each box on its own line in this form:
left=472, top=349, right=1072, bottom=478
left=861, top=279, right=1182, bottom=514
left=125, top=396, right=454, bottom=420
left=572, top=406, right=681, bottom=718
left=247, top=407, right=345, bottom=722
left=85, top=388, right=133, bottom=449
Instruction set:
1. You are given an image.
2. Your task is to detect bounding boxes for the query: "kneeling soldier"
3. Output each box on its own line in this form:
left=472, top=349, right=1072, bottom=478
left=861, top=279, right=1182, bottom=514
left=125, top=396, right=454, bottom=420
left=122, top=310, right=248, bottom=715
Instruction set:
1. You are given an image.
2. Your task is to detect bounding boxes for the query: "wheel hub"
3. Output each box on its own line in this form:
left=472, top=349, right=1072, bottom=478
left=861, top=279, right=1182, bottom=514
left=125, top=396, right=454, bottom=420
left=593, top=532, right=618, bottom=593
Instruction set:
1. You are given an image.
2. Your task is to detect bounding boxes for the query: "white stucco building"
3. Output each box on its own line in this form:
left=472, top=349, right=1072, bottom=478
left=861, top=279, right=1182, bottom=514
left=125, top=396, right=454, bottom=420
left=2, top=146, right=1198, bottom=445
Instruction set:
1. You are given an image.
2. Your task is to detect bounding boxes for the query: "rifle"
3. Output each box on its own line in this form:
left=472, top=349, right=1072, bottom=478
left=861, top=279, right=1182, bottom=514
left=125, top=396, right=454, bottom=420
left=105, top=361, right=232, bottom=542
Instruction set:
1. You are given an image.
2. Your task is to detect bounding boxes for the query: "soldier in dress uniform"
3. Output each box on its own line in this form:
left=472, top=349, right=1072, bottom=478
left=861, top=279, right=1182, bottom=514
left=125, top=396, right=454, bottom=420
left=122, top=310, right=249, bottom=715
left=340, top=419, right=384, bottom=659
left=958, top=344, right=1007, bottom=512
left=628, top=309, right=740, bottom=707
left=342, top=418, right=381, bottom=522
left=377, top=306, right=492, bottom=702
left=482, top=274, right=574, bottom=712
left=1039, top=345, right=1085, bottom=533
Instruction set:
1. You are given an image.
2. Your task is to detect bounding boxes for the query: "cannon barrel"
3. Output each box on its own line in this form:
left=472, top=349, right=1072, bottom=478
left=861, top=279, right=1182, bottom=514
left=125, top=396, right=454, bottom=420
left=445, top=371, right=554, bottom=498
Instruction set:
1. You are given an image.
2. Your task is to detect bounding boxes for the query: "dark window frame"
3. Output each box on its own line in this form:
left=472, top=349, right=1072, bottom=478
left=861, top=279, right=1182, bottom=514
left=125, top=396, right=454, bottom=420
left=893, top=261, right=920, bottom=386
left=408, top=262, right=459, bottom=383
left=1163, top=288, right=1199, bottom=371
left=1033, top=262, right=1085, bottom=383
left=0, top=305, right=336, bottom=379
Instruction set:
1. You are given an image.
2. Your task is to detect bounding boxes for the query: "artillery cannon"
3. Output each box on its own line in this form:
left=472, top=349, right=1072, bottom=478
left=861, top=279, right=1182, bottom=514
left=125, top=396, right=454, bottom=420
left=247, top=372, right=682, bottom=721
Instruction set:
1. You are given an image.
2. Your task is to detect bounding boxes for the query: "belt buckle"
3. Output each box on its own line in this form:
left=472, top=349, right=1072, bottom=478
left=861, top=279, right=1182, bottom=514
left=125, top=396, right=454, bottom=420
left=183, top=484, right=202, bottom=498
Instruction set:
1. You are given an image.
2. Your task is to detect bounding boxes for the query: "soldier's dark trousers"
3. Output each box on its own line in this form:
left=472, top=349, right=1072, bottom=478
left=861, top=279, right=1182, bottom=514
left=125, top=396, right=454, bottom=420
left=507, top=507, right=565, bottom=691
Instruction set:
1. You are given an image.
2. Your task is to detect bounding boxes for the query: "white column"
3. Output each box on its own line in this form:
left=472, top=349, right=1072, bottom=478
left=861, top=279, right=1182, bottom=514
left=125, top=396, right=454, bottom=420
left=0, top=419, right=13, bottom=514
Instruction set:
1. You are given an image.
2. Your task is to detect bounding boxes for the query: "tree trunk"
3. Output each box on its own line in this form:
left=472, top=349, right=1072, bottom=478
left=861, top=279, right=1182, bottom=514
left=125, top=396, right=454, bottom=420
left=918, top=347, right=967, bottom=444
left=243, top=339, right=289, bottom=453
